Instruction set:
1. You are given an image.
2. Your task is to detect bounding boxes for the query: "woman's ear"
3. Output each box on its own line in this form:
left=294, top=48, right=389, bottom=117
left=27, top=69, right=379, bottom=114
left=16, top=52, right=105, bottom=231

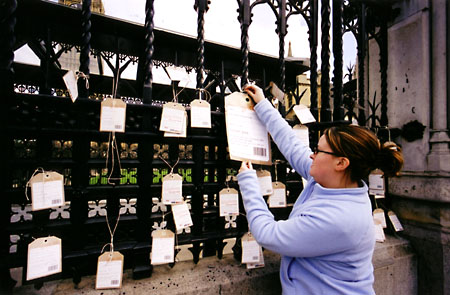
left=335, top=157, right=350, bottom=171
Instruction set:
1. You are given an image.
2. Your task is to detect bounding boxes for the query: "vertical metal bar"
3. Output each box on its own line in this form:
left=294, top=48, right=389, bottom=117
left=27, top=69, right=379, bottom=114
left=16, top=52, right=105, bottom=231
left=79, top=0, right=91, bottom=98
left=379, top=15, right=388, bottom=126
left=195, top=0, right=207, bottom=90
left=239, top=0, right=250, bottom=88
left=332, top=0, right=344, bottom=121
left=278, top=0, right=286, bottom=92
left=357, top=3, right=366, bottom=126
left=320, top=0, right=331, bottom=122
left=143, top=0, right=154, bottom=103
left=309, top=0, right=319, bottom=120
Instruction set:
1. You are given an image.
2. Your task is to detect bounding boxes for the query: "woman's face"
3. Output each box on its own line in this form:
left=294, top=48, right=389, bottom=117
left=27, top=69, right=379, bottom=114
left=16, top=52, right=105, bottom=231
left=309, top=135, right=338, bottom=185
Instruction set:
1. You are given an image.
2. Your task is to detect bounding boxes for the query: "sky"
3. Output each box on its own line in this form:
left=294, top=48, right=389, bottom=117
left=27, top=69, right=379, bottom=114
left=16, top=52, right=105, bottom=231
left=15, top=0, right=358, bottom=85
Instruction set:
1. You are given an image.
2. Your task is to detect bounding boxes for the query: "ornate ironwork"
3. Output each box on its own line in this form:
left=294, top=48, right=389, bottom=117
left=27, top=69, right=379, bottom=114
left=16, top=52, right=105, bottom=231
left=320, top=0, right=331, bottom=122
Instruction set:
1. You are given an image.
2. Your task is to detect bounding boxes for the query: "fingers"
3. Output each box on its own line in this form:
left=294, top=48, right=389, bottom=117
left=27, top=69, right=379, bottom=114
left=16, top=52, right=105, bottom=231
left=243, top=85, right=264, bottom=104
left=239, top=161, right=253, bottom=173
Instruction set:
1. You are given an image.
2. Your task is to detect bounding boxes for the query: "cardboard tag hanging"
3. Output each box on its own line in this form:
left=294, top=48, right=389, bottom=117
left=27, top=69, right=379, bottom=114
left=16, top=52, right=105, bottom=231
left=257, top=170, right=273, bottom=196
left=162, top=173, right=183, bottom=204
left=293, top=124, right=310, bottom=147
left=374, top=220, right=385, bottom=242
left=172, top=202, right=193, bottom=231
left=62, top=70, right=78, bottom=102
left=29, top=171, right=65, bottom=211
left=164, top=111, right=187, bottom=138
left=368, top=170, right=385, bottom=197
left=246, top=246, right=265, bottom=269
left=388, top=211, right=404, bottom=232
left=225, top=92, right=271, bottom=165
left=95, top=251, right=124, bottom=289
left=268, top=182, right=287, bottom=208
left=293, top=105, right=316, bottom=124
left=160, top=102, right=185, bottom=134
left=151, top=229, right=175, bottom=265
left=241, top=232, right=261, bottom=264
left=100, top=98, right=127, bottom=133
left=373, top=208, right=386, bottom=228
left=190, top=99, right=211, bottom=128
left=27, top=236, right=62, bottom=281
left=219, top=188, right=239, bottom=216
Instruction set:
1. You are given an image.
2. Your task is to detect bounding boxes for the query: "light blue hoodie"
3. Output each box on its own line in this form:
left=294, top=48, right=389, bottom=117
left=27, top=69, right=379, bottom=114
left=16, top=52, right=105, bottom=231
left=237, top=99, right=375, bottom=295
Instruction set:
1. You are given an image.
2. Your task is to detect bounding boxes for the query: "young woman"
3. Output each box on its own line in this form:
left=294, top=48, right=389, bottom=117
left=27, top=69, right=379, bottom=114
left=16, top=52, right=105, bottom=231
left=237, top=85, right=403, bottom=295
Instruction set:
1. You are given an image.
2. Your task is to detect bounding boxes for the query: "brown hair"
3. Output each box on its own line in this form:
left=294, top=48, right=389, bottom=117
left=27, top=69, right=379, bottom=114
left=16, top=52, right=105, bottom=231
left=324, top=125, right=404, bottom=182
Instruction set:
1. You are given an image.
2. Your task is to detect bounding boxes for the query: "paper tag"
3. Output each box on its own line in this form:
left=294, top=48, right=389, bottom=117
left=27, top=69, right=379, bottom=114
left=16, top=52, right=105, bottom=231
left=172, top=202, right=193, bottom=231
left=293, top=124, right=310, bottom=147
left=268, top=182, right=286, bottom=208
left=95, top=251, right=123, bottom=289
left=100, top=98, right=127, bottom=133
left=242, top=233, right=261, bottom=264
left=151, top=230, right=175, bottom=265
left=62, top=70, right=78, bottom=102
left=293, top=105, right=316, bottom=124
left=269, top=81, right=285, bottom=101
left=162, top=173, right=183, bottom=204
left=190, top=99, right=211, bottom=128
left=225, top=92, right=271, bottom=165
left=27, top=236, right=62, bottom=281
left=374, top=220, right=385, bottom=242
left=388, top=211, right=404, bottom=232
left=29, top=171, right=65, bottom=211
left=246, top=246, right=265, bottom=269
left=373, top=208, right=386, bottom=228
left=219, top=188, right=239, bottom=216
left=160, top=102, right=185, bottom=133
left=369, top=170, right=385, bottom=196
left=257, top=170, right=273, bottom=196
left=164, top=111, right=187, bottom=138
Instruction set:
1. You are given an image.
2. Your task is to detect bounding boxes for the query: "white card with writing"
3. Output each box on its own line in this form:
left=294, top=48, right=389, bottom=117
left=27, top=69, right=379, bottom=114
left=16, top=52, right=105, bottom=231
left=62, top=70, right=78, bottom=102
left=246, top=246, right=264, bottom=269
left=293, top=124, right=310, bottom=147
left=225, top=92, right=271, bottom=165
left=172, top=202, right=193, bottom=231
left=27, top=237, right=62, bottom=281
left=151, top=230, right=175, bottom=265
left=164, top=111, right=187, bottom=138
left=219, top=188, right=239, bottom=216
left=268, top=182, right=286, bottom=208
left=190, top=99, right=211, bottom=128
left=242, top=233, right=261, bottom=264
left=160, top=102, right=185, bottom=134
left=374, top=220, right=385, bottom=242
left=162, top=174, right=183, bottom=204
left=96, top=252, right=123, bottom=289
left=30, top=171, right=65, bottom=211
left=373, top=209, right=386, bottom=228
left=293, top=105, right=316, bottom=124
left=257, top=170, right=273, bottom=196
left=100, top=99, right=127, bottom=133
left=388, top=211, right=404, bottom=232
left=369, top=171, right=385, bottom=195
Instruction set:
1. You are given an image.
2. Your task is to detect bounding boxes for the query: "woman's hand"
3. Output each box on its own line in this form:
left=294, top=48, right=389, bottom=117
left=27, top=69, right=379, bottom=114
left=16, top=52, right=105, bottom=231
left=244, top=85, right=265, bottom=104
left=239, top=161, right=253, bottom=174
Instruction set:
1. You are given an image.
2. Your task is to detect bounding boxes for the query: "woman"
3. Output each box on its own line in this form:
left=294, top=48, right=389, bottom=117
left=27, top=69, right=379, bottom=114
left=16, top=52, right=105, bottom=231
left=237, top=85, right=403, bottom=295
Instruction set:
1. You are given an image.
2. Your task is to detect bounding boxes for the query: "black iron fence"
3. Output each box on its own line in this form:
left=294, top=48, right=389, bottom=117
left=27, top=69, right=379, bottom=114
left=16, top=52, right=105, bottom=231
left=0, top=0, right=392, bottom=291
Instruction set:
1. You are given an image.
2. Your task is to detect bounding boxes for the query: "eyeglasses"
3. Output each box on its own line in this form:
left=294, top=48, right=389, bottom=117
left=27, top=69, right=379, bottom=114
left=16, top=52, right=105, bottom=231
left=312, top=147, right=338, bottom=156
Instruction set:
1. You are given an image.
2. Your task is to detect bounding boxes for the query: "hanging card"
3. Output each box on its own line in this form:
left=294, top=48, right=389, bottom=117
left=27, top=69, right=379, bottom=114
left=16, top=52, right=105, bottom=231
left=373, top=208, right=386, bottom=228
left=257, top=170, right=273, bottom=196
left=219, top=188, right=239, bottom=216
left=293, top=105, right=316, bottom=124
left=29, top=171, right=65, bottom=211
left=293, top=124, right=310, bottom=147
left=246, top=246, right=265, bottom=269
left=190, top=99, right=211, bottom=128
left=62, top=70, right=78, bottom=102
left=160, top=102, right=185, bottom=134
left=162, top=173, right=183, bottom=205
left=151, top=229, right=175, bottom=265
left=268, top=182, right=286, bottom=208
left=164, top=111, right=187, bottom=138
left=374, top=220, right=385, bottom=242
left=388, top=211, right=404, bottom=232
left=27, top=236, right=62, bottom=281
left=369, top=170, right=385, bottom=197
left=241, top=232, right=261, bottom=264
left=100, top=98, right=126, bottom=133
left=269, top=81, right=285, bottom=101
left=95, top=251, right=124, bottom=289
left=172, top=202, right=193, bottom=231
left=225, top=92, right=272, bottom=165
